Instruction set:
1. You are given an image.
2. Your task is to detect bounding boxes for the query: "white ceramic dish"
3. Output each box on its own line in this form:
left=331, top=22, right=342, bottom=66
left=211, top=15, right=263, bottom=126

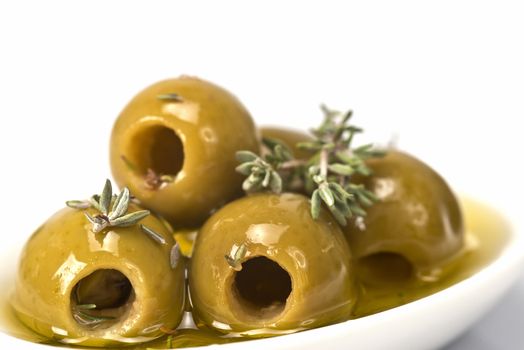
left=1, top=200, right=523, bottom=350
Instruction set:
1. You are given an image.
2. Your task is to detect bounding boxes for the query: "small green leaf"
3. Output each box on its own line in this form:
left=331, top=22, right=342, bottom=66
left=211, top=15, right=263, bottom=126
left=341, top=110, right=353, bottom=124
left=273, top=144, right=292, bottom=161
left=354, top=144, right=386, bottom=159
left=354, top=143, right=373, bottom=153
left=312, top=174, right=324, bottom=184
left=345, top=125, right=363, bottom=134
left=362, top=188, right=379, bottom=202
left=235, top=162, right=255, bottom=175
left=157, top=93, right=183, bottom=102
left=328, top=182, right=353, bottom=200
left=84, top=213, right=108, bottom=233
left=236, top=151, right=258, bottom=163
left=99, top=179, right=113, bottom=215
left=140, top=224, right=166, bottom=245
left=269, top=171, right=283, bottom=193
left=110, top=210, right=150, bottom=227
left=318, top=184, right=335, bottom=207
left=89, top=195, right=102, bottom=212
left=84, top=212, right=97, bottom=225
left=308, top=165, right=320, bottom=176
left=225, top=243, right=248, bottom=271
left=242, top=172, right=264, bottom=191
left=109, top=187, right=130, bottom=220
left=72, top=306, right=115, bottom=325
left=120, top=155, right=137, bottom=172
left=66, top=200, right=91, bottom=210
left=356, top=191, right=374, bottom=207
left=262, top=169, right=272, bottom=188
left=166, top=335, right=174, bottom=348
left=334, top=196, right=351, bottom=217
left=348, top=203, right=367, bottom=217
left=335, top=150, right=354, bottom=164
left=234, top=243, right=247, bottom=261
left=311, top=189, right=321, bottom=219
left=328, top=163, right=355, bottom=176
left=242, top=178, right=255, bottom=192
left=262, top=137, right=294, bottom=159
left=329, top=206, right=348, bottom=226
left=297, top=141, right=323, bottom=151
left=356, top=165, right=372, bottom=176
left=170, top=243, right=181, bottom=269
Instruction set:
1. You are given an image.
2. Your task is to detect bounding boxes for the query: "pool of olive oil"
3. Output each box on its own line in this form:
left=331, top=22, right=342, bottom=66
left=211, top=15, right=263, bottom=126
left=0, top=199, right=512, bottom=349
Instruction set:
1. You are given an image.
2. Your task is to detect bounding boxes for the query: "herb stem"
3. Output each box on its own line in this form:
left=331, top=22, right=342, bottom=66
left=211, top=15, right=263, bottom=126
left=320, top=147, right=329, bottom=178
left=280, top=159, right=306, bottom=170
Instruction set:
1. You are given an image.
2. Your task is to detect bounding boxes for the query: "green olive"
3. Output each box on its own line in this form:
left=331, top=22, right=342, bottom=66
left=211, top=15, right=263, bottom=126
left=345, top=150, right=464, bottom=285
left=10, top=203, right=185, bottom=347
left=260, top=126, right=313, bottom=160
left=110, top=76, right=259, bottom=227
left=189, top=193, right=356, bottom=335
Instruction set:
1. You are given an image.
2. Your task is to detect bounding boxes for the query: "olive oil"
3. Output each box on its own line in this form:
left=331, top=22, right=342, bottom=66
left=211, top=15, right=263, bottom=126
left=0, top=199, right=512, bottom=349
left=353, top=198, right=511, bottom=317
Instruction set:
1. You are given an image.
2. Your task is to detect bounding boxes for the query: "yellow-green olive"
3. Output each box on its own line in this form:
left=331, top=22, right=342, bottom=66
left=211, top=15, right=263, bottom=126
left=260, top=126, right=314, bottom=160
left=110, top=76, right=259, bottom=227
left=345, top=150, right=464, bottom=285
left=10, top=204, right=185, bottom=347
left=189, top=193, right=356, bottom=335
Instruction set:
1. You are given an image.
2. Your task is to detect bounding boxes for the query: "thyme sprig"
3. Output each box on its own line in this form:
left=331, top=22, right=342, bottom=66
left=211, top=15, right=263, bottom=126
left=66, top=180, right=166, bottom=244
left=157, top=93, right=183, bottom=102
left=144, top=168, right=175, bottom=190
left=72, top=304, right=115, bottom=326
left=120, top=155, right=174, bottom=190
left=235, top=151, right=283, bottom=193
left=225, top=243, right=248, bottom=271
left=235, top=105, right=384, bottom=226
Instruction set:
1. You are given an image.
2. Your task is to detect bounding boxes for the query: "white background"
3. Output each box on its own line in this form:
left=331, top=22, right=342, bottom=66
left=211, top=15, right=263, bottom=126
left=0, top=1, right=523, bottom=349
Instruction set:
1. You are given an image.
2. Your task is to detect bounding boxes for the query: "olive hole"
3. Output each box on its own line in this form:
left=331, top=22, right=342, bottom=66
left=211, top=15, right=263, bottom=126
left=231, top=257, right=292, bottom=320
left=71, top=269, right=134, bottom=329
left=357, top=252, right=414, bottom=286
left=128, top=125, right=184, bottom=180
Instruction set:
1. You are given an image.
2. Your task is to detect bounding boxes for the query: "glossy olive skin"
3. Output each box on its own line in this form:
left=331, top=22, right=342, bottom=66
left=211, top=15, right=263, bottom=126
left=110, top=76, right=259, bottom=227
left=346, top=150, right=464, bottom=281
left=10, top=204, right=185, bottom=347
left=260, top=126, right=313, bottom=160
left=189, top=193, right=356, bottom=335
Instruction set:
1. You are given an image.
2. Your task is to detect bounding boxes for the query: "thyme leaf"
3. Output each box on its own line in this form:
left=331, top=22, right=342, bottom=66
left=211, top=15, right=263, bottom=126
left=99, top=179, right=113, bottom=215
left=140, top=224, right=167, bottom=245
left=157, top=93, right=183, bottom=102
left=170, top=242, right=181, bottom=269
left=144, top=168, right=175, bottom=190
left=66, top=200, right=91, bottom=210
left=225, top=243, right=248, bottom=271
left=72, top=304, right=115, bottom=326
left=110, top=210, right=150, bottom=227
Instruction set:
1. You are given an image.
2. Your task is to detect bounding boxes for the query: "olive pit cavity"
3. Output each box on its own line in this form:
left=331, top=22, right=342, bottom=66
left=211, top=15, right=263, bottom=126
left=357, top=252, right=414, bottom=285
left=71, top=269, right=134, bottom=328
left=232, top=257, right=292, bottom=320
left=129, top=125, right=184, bottom=179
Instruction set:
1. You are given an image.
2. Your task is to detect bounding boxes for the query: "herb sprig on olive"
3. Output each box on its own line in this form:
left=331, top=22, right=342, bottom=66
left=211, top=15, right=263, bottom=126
left=236, top=105, right=385, bottom=226
left=72, top=303, right=115, bottom=326
left=66, top=179, right=166, bottom=244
